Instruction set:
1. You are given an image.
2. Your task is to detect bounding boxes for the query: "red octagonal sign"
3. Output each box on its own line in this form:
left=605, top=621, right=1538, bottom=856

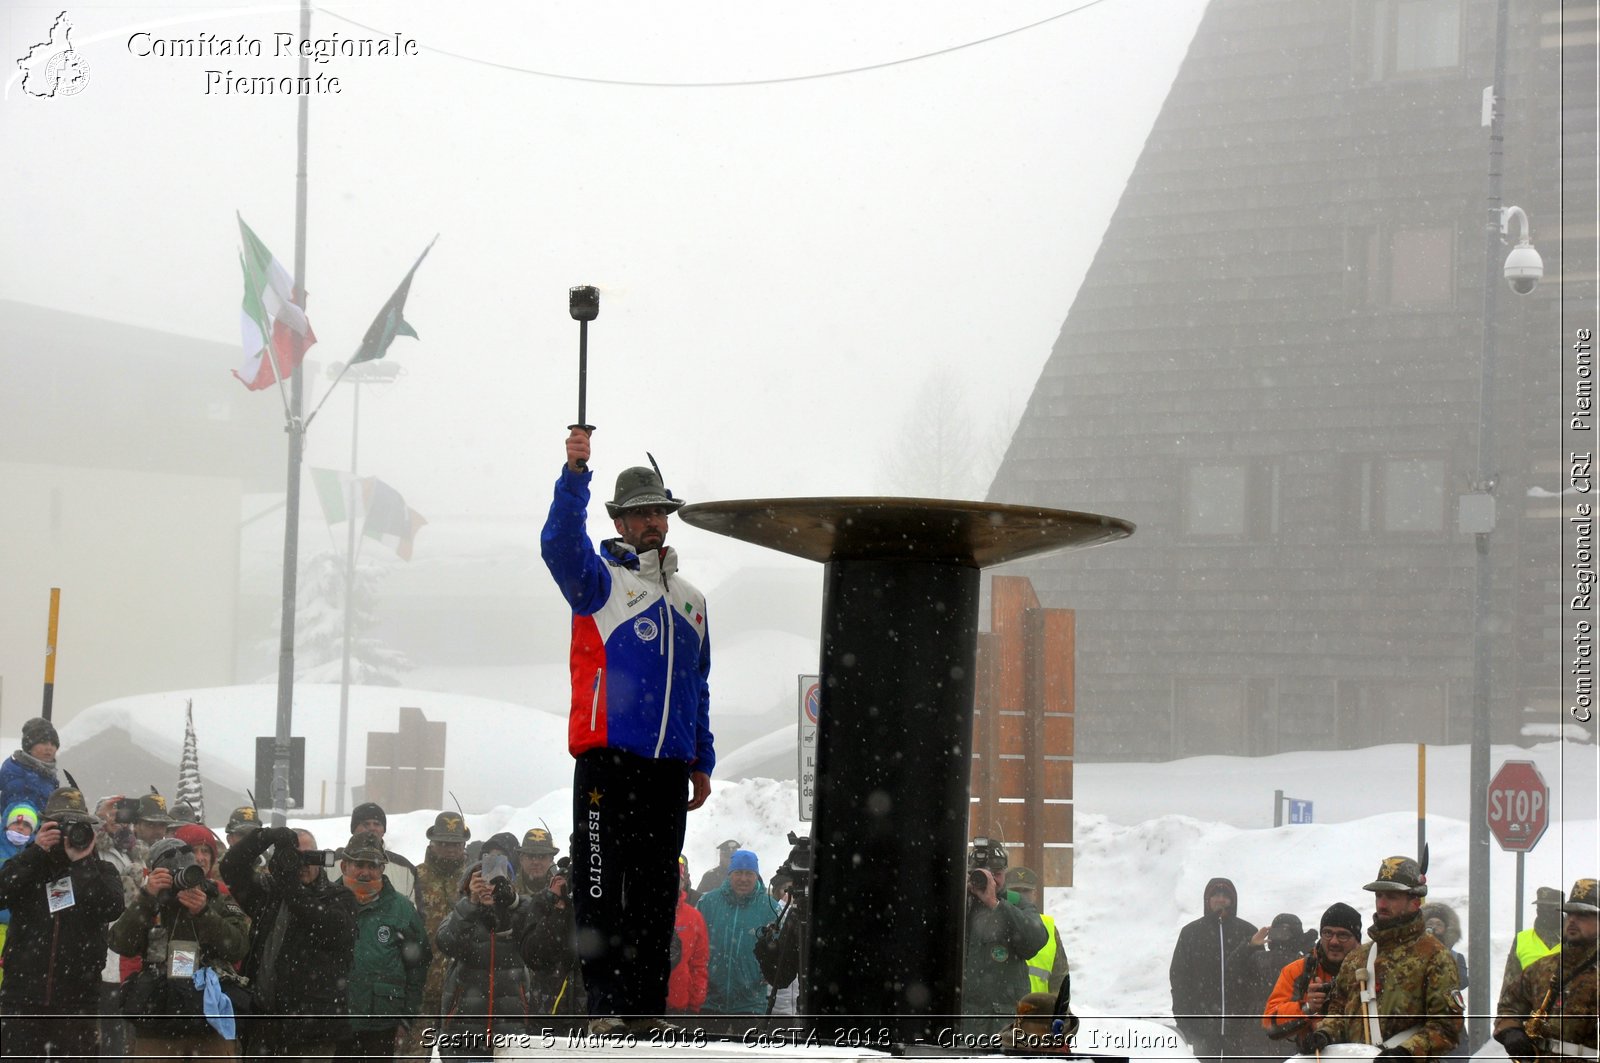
left=1487, top=760, right=1550, bottom=853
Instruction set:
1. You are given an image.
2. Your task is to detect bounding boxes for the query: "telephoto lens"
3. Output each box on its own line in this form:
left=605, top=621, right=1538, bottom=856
left=171, top=856, right=206, bottom=890
left=64, top=820, right=96, bottom=850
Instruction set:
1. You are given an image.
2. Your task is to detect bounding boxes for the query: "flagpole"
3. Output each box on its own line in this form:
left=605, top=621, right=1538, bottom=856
left=271, top=0, right=314, bottom=830
left=335, top=379, right=361, bottom=816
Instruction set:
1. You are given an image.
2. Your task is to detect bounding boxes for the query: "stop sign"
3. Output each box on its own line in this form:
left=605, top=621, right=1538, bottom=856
left=1487, top=760, right=1550, bottom=852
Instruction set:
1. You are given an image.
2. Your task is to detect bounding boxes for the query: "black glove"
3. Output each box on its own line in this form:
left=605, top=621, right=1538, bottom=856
left=1498, top=1029, right=1538, bottom=1063
left=1304, top=1030, right=1334, bottom=1052
left=1374, top=1046, right=1411, bottom=1058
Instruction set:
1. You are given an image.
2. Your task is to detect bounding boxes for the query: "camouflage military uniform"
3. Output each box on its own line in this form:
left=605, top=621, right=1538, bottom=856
left=1319, top=910, right=1464, bottom=1058
left=414, top=854, right=465, bottom=1017
left=1494, top=942, right=1599, bottom=1061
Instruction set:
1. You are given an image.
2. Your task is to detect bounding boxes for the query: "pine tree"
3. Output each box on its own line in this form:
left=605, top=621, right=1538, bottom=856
left=176, top=699, right=206, bottom=824
left=259, top=549, right=412, bottom=685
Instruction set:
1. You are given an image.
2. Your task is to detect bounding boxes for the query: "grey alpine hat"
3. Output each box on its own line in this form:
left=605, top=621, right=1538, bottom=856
left=605, top=465, right=684, bottom=518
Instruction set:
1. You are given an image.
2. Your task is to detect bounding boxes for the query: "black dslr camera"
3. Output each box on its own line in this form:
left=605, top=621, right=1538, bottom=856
left=62, top=818, right=97, bottom=851
left=968, top=837, right=1008, bottom=891
left=301, top=849, right=339, bottom=868
left=152, top=843, right=206, bottom=890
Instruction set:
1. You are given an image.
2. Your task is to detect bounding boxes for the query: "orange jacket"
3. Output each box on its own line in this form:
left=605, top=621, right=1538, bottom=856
left=1263, top=952, right=1339, bottom=1046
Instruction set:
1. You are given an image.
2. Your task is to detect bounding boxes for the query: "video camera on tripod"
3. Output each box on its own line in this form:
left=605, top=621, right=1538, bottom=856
left=755, top=831, right=811, bottom=1003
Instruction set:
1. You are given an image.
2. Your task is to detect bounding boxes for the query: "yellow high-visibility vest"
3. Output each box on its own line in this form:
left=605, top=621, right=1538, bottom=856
left=1515, top=927, right=1560, bottom=971
left=1026, top=914, right=1059, bottom=994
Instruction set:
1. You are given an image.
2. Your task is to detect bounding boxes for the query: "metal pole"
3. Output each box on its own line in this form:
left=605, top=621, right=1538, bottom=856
left=1273, top=789, right=1284, bottom=827
left=1514, top=852, right=1525, bottom=934
left=42, top=588, right=60, bottom=719
left=335, top=381, right=360, bottom=816
left=1466, top=0, right=1510, bottom=1047
left=271, top=0, right=314, bottom=829
left=1417, top=743, right=1426, bottom=858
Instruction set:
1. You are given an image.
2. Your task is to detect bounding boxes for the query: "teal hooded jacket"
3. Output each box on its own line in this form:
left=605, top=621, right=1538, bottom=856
left=696, top=877, right=780, bottom=1014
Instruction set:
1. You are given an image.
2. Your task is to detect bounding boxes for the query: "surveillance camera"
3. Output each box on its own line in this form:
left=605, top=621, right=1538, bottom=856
left=1504, top=241, right=1543, bottom=295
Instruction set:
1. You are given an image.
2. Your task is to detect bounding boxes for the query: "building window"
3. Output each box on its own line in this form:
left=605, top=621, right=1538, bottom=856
left=1183, top=463, right=1280, bottom=540
left=1392, top=0, right=1462, bottom=73
left=1337, top=680, right=1449, bottom=747
left=1172, top=678, right=1277, bottom=757
left=1346, top=456, right=1448, bottom=535
left=1389, top=227, right=1455, bottom=306
left=1346, top=225, right=1455, bottom=308
left=1362, top=0, right=1463, bottom=80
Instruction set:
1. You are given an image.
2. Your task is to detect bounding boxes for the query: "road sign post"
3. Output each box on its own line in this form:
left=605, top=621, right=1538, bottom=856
left=798, top=675, right=819, bottom=821
left=1486, top=760, right=1550, bottom=852
left=1488, top=760, right=1550, bottom=937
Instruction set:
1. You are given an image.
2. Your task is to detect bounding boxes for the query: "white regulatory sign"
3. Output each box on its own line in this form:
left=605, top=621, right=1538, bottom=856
left=798, top=674, right=820, bottom=821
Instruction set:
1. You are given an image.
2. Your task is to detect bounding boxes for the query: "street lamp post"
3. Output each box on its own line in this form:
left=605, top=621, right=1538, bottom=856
left=330, top=359, right=400, bottom=816
left=1466, top=0, right=1543, bottom=1045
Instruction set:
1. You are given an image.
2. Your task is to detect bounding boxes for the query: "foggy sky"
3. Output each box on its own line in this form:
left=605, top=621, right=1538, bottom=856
left=0, top=0, right=1206, bottom=521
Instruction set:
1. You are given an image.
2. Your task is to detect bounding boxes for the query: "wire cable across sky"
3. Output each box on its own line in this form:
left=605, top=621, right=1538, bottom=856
left=316, top=0, right=1112, bottom=88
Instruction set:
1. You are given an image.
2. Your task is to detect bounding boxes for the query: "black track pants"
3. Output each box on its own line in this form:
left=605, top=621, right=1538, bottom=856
left=571, top=747, right=690, bottom=1019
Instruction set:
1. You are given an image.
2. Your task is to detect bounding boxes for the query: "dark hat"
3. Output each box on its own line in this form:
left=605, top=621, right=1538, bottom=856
left=717, top=838, right=742, bottom=852
left=1004, top=866, right=1041, bottom=891
left=1534, top=885, right=1565, bottom=907
left=147, top=837, right=190, bottom=868
left=1563, top=878, right=1600, bottom=914
left=339, top=829, right=387, bottom=864
left=21, top=717, right=59, bottom=751
left=169, top=802, right=199, bottom=824
left=519, top=827, right=557, bottom=855
left=349, top=802, right=387, bottom=832
left=426, top=812, right=470, bottom=843
left=1320, top=902, right=1363, bottom=938
left=134, top=793, right=174, bottom=826
left=1364, top=855, right=1427, bottom=896
left=225, top=806, right=261, bottom=835
left=605, top=465, right=684, bottom=518
left=482, top=831, right=520, bottom=858
left=43, top=787, right=99, bottom=825
left=1269, top=913, right=1304, bottom=939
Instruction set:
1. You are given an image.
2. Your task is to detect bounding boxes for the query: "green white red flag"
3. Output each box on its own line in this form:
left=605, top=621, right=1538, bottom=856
left=309, top=467, right=428, bottom=561
left=236, top=215, right=316, bottom=390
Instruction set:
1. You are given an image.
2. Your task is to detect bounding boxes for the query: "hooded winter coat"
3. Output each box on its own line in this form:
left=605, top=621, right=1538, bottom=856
left=697, top=876, right=780, bottom=1014
left=0, top=839, right=125, bottom=1014
left=435, top=861, right=542, bottom=1037
left=1421, top=901, right=1469, bottom=989
left=219, top=826, right=357, bottom=1047
left=0, top=750, right=58, bottom=818
left=1169, top=877, right=1258, bottom=1055
left=668, top=888, right=709, bottom=1012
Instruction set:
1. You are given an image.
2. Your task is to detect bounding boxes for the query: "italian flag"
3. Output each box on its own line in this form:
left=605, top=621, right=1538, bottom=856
left=309, top=467, right=428, bottom=561
left=235, top=215, right=316, bottom=390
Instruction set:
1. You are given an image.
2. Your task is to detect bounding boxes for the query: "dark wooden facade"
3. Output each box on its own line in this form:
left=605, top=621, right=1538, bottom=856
left=987, top=0, right=1596, bottom=759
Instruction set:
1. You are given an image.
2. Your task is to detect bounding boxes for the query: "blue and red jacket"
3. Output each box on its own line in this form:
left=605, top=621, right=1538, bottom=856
left=540, top=465, right=715, bottom=775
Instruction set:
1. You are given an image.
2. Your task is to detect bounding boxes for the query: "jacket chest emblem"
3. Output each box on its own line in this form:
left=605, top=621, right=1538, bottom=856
left=633, top=616, right=660, bottom=642
left=376, top=924, right=393, bottom=944
left=625, top=588, right=649, bottom=609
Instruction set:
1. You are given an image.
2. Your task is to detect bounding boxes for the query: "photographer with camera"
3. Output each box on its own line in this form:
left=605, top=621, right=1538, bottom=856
left=109, top=833, right=250, bottom=1056
left=0, top=787, right=125, bottom=1061
left=1263, top=903, right=1362, bottom=1053
left=435, top=832, right=542, bottom=1055
left=520, top=842, right=585, bottom=1021
left=220, top=825, right=356, bottom=1056
left=963, top=838, right=1049, bottom=1036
